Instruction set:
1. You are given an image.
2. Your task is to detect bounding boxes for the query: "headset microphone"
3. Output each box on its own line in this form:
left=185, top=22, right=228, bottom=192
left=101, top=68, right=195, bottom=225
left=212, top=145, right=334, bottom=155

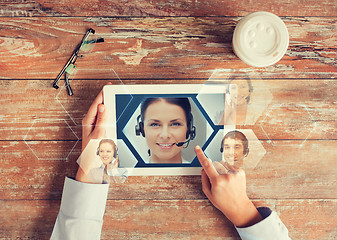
left=176, top=138, right=193, bottom=147
left=176, top=121, right=196, bottom=147
left=176, top=141, right=186, bottom=147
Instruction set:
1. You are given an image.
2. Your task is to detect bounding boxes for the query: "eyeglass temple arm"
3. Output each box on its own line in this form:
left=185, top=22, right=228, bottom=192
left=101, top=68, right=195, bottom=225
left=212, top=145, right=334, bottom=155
left=53, top=53, right=78, bottom=89
left=52, top=28, right=96, bottom=89
left=65, top=72, right=73, bottom=96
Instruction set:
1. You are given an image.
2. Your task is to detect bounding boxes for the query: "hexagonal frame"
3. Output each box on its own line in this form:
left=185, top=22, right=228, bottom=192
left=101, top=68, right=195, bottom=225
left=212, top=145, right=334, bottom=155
left=259, top=103, right=317, bottom=147
left=204, top=69, right=273, bottom=126
left=55, top=68, right=123, bottom=127
left=121, top=97, right=214, bottom=165
left=23, top=119, right=79, bottom=161
left=205, top=129, right=266, bottom=169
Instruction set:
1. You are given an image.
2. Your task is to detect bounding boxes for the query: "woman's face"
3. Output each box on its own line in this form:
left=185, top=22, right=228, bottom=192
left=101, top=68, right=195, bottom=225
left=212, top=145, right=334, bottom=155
left=222, top=137, right=245, bottom=167
left=98, top=142, right=115, bottom=165
left=143, top=99, right=188, bottom=163
left=229, top=80, right=250, bottom=105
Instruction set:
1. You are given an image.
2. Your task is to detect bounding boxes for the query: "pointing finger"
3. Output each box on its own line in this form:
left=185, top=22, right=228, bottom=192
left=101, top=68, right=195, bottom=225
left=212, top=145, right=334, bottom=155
left=195, top=145, right=219, bottom=182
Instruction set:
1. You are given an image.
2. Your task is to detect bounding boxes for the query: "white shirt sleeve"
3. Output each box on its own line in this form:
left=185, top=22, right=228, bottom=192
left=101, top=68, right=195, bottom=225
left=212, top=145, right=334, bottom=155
left=50, top=177, right=109, bottom=240
left=236, top=207, right=291, bottom=240
left=51, top=178, right=290, bottom=240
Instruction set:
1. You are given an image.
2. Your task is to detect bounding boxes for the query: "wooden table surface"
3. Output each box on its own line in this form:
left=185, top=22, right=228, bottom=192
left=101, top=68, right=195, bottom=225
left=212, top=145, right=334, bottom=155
left=1, top=1, right=337, bottom=239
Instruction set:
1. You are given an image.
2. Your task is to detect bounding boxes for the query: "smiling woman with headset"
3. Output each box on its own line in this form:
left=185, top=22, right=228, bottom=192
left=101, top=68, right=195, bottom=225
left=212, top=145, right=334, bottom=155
left=86, top=139, right=119, bottom=183
left=218, top=77, right=254, bottom=126
left=135, top=97, right=196, bottom=164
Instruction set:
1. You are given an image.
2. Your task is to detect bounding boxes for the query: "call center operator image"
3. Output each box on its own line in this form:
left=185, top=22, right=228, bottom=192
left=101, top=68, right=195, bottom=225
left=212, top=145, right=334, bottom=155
left=135, top=97, right=196, bottom=164
left=220, top=130, right=249, bottom=169
left=218, top=77, right=257, bottom=126
left=85, top=139, right=119, bottom=184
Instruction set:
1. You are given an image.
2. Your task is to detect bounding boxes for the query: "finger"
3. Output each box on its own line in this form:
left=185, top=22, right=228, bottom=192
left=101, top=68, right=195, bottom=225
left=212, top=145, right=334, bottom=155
left=83, top=88, right=104, bottom=126
left=213, top=161, right=229, bottom=175
left=201, top=169, right=212, bottom=198
left=195, top=145, right=219, bottom=181
left=236, top=168, right=246, bottom=177
left=82, top=121, right=94, bottom=139
left=102, top=82, right=112, bottom=104
left=224, top=162, right=240, bottom=173
left=83, top=82, right=112, bottom=132
left=112, top=159, right=118, bottom=168
left=91, top=104, right=108, bottom=139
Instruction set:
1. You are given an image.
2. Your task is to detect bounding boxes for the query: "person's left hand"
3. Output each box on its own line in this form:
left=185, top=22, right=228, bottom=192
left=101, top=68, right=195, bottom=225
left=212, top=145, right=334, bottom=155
left=81, top=83, right=112, bottom=151
left=76, top=83, right=111, bottom=183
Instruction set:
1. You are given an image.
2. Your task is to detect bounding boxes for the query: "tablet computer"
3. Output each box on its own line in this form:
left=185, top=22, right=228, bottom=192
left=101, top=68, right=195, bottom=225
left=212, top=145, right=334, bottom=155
left=103, top=83, right=227, bottom=176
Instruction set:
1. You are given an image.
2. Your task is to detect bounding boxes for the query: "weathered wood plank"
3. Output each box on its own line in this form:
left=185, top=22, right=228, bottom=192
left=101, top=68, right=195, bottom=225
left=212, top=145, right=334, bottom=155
left=1, top=199, right=336, bottom=239
left=1, top=140, right=336, bottom=200
left=0, top=141, right=79, bottom=200
left=1, top=1, right=336, bottom=239
left=102, top=199, right=337, bottom=240
left=0, top=199, right=58, bottom=239
left=0, top=17, right=336, bottom=79
left=1, top=80, right=336, bottom=140
left=1, top=0, right=337, bottom=17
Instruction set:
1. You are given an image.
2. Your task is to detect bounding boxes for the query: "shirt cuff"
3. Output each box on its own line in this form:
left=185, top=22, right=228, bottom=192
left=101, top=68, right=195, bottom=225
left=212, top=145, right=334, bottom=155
left=60, top=177, right=109, bottom=221
left=235, top=207, right=290, bottom=240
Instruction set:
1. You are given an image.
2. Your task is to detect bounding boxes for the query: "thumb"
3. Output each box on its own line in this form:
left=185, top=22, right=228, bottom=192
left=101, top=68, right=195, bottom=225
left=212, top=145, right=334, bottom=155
left=92, top=104, right=108, bottom=138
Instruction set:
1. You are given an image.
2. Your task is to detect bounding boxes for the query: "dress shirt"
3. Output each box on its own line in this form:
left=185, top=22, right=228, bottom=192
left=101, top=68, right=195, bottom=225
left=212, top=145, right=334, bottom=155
left=50, top=177, right=109, bottom=240
left=51, top=177, right=290, bottom=240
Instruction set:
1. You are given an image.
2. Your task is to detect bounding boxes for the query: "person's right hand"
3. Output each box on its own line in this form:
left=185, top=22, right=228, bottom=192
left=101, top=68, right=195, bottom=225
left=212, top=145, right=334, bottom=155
left=195, top=146, right=263, bottom=228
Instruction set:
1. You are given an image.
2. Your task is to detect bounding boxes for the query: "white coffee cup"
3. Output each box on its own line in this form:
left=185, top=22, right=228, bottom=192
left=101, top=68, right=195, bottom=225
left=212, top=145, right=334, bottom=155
left=232, top=11, right=289, bottom=67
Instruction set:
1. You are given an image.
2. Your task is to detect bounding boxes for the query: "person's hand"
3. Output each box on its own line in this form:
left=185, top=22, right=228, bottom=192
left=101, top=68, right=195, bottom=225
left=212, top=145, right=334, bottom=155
left=219, top=93, right=236, bottom=125
left=225, top=93, right=237, bottom=111
left=76, top=83, right=111, bottom=183
left=195, top=146, right=263, bottom=228
left=81, top=83, right=111, bottom=151
left=107, top=158, right=118, bottom=171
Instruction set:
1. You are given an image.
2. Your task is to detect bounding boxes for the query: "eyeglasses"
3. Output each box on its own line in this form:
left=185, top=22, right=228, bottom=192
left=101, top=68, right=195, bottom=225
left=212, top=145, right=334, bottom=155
left=53, top=28, right=104, bottom=96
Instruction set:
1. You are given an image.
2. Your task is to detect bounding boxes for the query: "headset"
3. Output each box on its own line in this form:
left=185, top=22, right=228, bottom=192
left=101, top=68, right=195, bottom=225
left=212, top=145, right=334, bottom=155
left=135, top=112, right=196, bottom=147
left=220, top=134, right=249, bottom=157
